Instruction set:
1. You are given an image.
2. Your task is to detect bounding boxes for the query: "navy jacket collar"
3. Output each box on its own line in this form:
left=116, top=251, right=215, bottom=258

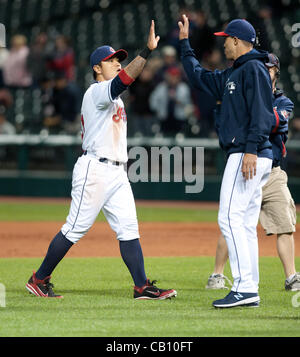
left=233, top=49, right=269, bottom=68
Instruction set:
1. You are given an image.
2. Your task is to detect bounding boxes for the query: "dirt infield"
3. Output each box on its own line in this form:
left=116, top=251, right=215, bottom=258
left=1, top=221, right=300, bottom=258
left=0, top=197, right=299, bottom=258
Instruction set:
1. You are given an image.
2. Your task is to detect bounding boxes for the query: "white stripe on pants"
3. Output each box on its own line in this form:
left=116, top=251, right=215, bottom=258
left=218, top=153, right=272, bottom=293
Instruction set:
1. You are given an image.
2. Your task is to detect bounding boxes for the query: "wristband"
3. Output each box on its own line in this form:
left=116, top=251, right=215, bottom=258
left=139, top=47, right=152, bottom=59
left=118, top=69, right=135, bottom=86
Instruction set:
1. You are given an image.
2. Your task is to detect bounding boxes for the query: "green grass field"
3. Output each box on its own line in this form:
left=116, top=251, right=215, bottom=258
left=0, top=201, right=299, bottom=337
left=1, top=257, right=300, bottom=337
left=0, top=201, right=219, bottom=222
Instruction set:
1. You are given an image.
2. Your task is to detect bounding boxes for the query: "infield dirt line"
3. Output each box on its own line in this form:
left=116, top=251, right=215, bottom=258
left=0, top=196, right=299, bottom=211
left=1, top=221, right=299, bottom=258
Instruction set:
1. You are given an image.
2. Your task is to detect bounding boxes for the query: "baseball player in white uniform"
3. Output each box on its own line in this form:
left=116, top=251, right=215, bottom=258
left=26, top=21, right=177, bottom=300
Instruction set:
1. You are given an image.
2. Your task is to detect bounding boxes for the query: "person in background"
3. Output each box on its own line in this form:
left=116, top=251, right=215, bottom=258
left=128, top=65, right=157, bottom=137
left=43, top=71, right=81, bottom=134
left=189, top=9, right=216, bottom=61
left=0, top=47, right=9, bottom=88
left=48, top=35, right=75, bottom=82
left=0, top=88, right=15, bottom=134
left=149, top=65, right=193, bottom=137
left=153, top=45, right=179, bottom=85
left=2, top=34, right=32, bottom=89
left=28, top=32, right=53, bottom=88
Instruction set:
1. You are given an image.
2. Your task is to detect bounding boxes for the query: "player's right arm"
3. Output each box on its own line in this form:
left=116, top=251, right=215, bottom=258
left=178, top=14, right=228, bottom=100
left=105, top=20, right=160, bottom=103
left=122, top=20, right=160, bottom=79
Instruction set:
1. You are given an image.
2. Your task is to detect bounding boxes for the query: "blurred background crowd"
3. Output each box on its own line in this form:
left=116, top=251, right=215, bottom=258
left=0, top=0, right=299, bottom=140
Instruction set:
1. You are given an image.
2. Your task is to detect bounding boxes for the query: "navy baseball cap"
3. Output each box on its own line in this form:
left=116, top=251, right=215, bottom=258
left=90, top=45, right=128, bottom=68
left=214, top=19, right=256, bottom=44
left=265, top=53, right=280, bottom=69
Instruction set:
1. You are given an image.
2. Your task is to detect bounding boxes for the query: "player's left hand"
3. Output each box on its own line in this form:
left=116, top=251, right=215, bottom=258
left=242, top=153, right=257, bottom=180
left=147, top=20, right=160, bottom=50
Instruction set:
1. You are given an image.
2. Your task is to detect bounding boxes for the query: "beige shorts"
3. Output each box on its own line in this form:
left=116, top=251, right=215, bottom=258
left=259, top=166, right=296, bottom=235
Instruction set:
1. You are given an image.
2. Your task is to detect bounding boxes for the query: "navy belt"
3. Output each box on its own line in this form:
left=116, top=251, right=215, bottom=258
left=83, top=151, right=121, bottom=166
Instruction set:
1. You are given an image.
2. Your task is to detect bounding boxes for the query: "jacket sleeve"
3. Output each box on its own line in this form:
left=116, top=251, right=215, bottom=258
left=179, top=39, right=228, bottom=100
left=243, top=62, right=274, bottom=154
left=272, top=97, right=294, bottom=134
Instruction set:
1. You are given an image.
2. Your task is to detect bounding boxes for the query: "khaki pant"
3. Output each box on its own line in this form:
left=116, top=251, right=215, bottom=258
left=260, top=166, right=296, bottom=235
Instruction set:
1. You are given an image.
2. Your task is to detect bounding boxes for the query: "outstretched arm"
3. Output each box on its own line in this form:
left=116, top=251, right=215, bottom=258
left=123, top=20, right=160, bottom=79
left=178, top=13, right=189, bottom=40
left=179, top=14, right=228, bottom=100
left=110, top=20, right=160, bottom=99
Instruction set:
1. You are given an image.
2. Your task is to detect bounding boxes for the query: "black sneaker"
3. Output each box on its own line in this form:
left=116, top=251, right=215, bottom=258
left=25, top=271, right=63, bottom=298
left=134, top=279, right=177, bottom=300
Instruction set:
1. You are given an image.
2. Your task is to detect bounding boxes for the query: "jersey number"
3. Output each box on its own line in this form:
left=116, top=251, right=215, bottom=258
left=112, top=107, right=127, bottom=123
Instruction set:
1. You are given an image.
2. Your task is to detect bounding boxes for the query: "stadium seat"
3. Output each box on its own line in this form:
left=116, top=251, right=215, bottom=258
left=1, top=0, right=298, bottom=136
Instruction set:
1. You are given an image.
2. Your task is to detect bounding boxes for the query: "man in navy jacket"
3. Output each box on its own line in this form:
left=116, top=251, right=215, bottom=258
left=206, top=54, right=299, bottom=293
left=179, top=16, right=274, bottom=308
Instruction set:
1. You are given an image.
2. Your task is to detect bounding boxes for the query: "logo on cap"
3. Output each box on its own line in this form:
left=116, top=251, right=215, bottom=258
left=90, top=45, right=128, bottom=68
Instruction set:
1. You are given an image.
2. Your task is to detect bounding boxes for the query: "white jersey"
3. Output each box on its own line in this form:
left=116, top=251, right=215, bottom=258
left=81, top=79, right=128, bottom=163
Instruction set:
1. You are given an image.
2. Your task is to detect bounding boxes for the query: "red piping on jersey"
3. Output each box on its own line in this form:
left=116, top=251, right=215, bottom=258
left=118, top=69, right=135, bottom=86
left=272, top=108, right=280, bottom=133
left=282, top=141, right=286, bottom=157
left=81, top=114, right=85, bottom=140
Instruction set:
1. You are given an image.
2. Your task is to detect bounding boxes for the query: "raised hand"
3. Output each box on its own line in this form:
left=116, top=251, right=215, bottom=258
left=147, top=20, right=160, bottom=50
left=178, top=14, right=189, bottom=40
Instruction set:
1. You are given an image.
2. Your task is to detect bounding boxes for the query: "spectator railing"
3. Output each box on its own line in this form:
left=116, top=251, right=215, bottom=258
left=0, top=134, right=299, bottom=201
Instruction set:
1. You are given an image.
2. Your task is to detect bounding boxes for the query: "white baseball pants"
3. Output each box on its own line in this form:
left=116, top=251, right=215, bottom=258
left=218, top=153, right=272, bottom=293
left=61, top=153, right=140, bottom=243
